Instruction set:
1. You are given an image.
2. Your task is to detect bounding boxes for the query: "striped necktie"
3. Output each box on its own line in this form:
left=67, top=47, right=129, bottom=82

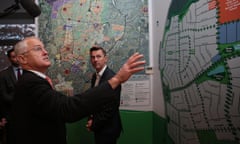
left=94, top=73, right=100, bottom=87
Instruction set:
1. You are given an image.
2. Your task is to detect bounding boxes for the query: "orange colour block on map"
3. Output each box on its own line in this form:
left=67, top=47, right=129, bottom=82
left=218, top=0, right=240, bottom=24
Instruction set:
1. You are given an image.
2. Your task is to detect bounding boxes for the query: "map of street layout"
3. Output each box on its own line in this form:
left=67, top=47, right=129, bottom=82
left=160, top=0, right=240, bottom=143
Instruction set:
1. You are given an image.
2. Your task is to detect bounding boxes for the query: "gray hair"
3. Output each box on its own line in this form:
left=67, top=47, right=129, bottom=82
left=14, top=36, right=38, bottom=55
left=14, top=40, right=28, bottom=55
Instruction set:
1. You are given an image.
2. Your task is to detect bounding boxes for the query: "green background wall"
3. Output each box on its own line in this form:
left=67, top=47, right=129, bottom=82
left=66, top=110, right=172, bottom=144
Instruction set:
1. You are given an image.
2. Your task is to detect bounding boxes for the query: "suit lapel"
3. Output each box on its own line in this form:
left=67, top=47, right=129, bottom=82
left=8, top=66, right=17, bottom=83
left=91, top=67, right=109, bottom=87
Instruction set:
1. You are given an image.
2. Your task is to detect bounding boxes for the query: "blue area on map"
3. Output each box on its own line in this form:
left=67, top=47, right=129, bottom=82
left=207, top=65, right=225, bottom=76
left=238, top=22, right=240, bottom=41
left=219, top=25, right=227, bottom=43
left=211, top=54, right=221, bottom=63
left=227, top=23, right=237, bottom=43
left=219, top=21, right=240, bottom=44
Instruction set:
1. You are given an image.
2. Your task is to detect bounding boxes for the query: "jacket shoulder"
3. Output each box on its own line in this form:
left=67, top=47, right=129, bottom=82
left=0, top=66, right=13, bottom=76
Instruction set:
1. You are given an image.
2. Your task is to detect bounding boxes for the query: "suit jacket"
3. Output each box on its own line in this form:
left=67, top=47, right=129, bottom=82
left=12, top=70, right=117, bottom=144
left=90, top=67, right=122, bottom=140
left=0, top=66, right=17, bottom=119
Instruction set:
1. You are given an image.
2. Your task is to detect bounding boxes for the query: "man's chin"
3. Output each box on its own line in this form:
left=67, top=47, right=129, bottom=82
left=45, top=61, right=51, bottom=67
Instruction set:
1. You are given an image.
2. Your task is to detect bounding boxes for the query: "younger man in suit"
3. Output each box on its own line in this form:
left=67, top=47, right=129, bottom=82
left=0, top=48, right=22, bottom=144
left=86, top=46, right=122, bottom=144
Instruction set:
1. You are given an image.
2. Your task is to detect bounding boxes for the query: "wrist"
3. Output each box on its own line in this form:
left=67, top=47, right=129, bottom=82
left=108, top=76, right=121, bottom=89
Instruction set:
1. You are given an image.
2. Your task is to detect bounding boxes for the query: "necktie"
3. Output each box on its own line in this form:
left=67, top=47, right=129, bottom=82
left=17, top=68, right=21, bottom=80
left=94, top=73, right=100, bottom=87
left=46, top=76, right=53, bottom=88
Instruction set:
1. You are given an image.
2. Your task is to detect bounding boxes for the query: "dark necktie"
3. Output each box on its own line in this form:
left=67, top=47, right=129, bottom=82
left=17, top=68, right=21, bottom=80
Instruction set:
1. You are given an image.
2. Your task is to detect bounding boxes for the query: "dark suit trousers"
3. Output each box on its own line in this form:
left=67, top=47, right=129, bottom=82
left=94, top=132, right=117, bottom=144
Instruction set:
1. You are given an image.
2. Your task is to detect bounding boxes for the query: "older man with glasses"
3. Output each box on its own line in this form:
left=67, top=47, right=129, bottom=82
left=11, top=36, right=145, bottom=144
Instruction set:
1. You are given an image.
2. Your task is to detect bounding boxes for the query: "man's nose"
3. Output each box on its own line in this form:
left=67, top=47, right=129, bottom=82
left=42, top=48, right=48, bottom=54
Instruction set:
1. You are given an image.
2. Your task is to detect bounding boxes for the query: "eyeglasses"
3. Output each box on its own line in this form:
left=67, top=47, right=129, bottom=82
left=21, top=46, right=46, bottom=55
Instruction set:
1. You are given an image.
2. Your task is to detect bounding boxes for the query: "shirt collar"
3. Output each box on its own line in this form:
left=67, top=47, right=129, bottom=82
left=28, top=70, right=47, bottom=79
left=97, top=65, right=107, bottom=77
left=13, top=66, right=22, bottom=70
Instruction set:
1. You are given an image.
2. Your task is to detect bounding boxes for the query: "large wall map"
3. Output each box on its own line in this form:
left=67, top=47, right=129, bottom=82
left=38, top=0, right=149, bottom=95
left=160, top=0, right=240, bottom=143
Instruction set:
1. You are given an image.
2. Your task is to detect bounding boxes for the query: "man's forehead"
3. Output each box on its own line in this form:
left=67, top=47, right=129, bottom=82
left=91, top=50, right=104, bottom=55
left=28, top=40, right=43, bottom=47
left=27, top=38, right=42, bottom=44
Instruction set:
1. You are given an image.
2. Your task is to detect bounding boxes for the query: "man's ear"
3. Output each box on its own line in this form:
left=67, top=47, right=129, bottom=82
left=17, top=55, right=27, bottom=65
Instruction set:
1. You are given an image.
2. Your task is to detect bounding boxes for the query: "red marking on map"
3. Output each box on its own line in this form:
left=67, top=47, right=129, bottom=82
left=218, top=0, right=240, bottom=23
left=208, top=0, right=216, bottom=10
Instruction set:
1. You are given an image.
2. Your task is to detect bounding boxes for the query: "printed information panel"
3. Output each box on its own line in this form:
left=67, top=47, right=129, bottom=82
left=120, top=75, right=151, bottom=110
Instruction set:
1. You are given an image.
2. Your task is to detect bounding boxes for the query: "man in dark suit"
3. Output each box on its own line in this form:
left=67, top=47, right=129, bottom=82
left=11, top=36, right=145, bottom=144
left=86, top=46, right=122, bottom=144
left=0, top=48, right=22, bottom=144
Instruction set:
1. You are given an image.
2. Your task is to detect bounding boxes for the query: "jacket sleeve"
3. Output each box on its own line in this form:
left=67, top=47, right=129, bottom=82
left=34, top=81, right=116, bottom=122
left=14, top=73, right=117, bottom=123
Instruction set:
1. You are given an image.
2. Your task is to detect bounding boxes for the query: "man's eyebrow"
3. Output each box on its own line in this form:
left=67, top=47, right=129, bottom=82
left=33, top=44, right=42, bottom=47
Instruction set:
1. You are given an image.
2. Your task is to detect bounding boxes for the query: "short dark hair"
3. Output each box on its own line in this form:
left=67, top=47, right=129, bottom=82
left=90, top=46, right=106, bottom=56
left=7, top=48, right=14, bottom=58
